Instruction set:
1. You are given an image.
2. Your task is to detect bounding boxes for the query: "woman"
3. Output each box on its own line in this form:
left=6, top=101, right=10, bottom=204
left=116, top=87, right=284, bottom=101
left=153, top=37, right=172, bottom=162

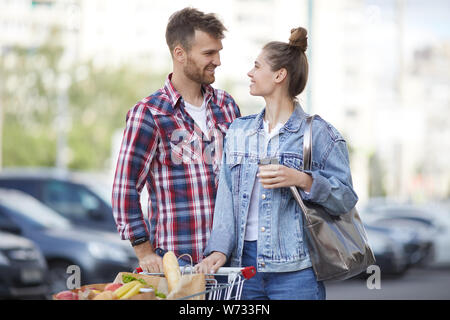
left=195, top=27, right=358, bottom=300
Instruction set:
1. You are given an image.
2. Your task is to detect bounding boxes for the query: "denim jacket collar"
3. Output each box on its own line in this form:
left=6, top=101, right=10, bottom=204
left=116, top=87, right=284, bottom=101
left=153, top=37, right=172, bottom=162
left=247, top=102, right=308, bottom=136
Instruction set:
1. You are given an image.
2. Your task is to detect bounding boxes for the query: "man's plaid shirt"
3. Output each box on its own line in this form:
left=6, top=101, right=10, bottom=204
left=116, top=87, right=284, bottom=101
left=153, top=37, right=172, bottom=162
left=112, top=74, right=241, bottom=263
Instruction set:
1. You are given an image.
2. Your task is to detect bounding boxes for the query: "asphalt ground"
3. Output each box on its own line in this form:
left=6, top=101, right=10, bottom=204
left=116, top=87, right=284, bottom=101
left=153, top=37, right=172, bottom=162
left=325, top=266, right=450, bottom=300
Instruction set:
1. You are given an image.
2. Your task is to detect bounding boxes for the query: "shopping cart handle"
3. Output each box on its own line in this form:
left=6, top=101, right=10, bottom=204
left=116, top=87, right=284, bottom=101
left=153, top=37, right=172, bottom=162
left=135, top=265, right=256, bottom=280
left=241, top=266, right=256, bottom=280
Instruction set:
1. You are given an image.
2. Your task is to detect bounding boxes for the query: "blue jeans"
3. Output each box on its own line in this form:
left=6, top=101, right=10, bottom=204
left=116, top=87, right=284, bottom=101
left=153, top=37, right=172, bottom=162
left=241, top=241, right=326, bottom=300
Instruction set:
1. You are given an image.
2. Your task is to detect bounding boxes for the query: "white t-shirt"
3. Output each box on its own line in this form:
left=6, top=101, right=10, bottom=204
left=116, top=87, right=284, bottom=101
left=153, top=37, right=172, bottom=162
left=244, top=119, right=284, bottom=241
left=184, top=98, right=209, bottom=137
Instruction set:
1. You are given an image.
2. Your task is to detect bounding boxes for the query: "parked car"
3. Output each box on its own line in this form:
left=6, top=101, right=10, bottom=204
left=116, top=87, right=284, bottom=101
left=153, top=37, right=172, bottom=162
left=424, top=201, right=450, bottom=266
left=364, top=224, right=411, bottom=276
left=362, top=204, right=442, bottom=267
left=364, top=203, right=450, bottom=267
left=0, top=188, right=138, bottom=294
left=0, top=168, right=117, bottom=232
left=0, top=231, right=49, bottom=299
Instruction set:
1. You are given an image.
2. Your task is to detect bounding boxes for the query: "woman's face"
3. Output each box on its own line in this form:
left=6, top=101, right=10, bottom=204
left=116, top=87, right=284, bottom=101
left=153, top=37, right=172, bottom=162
left=247, top=50, right=277, bottom=97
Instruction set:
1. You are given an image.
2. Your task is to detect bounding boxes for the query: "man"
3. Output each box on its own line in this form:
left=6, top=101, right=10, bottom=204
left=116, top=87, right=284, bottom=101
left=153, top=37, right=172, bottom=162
left=112, top=7, right=241, bottom=273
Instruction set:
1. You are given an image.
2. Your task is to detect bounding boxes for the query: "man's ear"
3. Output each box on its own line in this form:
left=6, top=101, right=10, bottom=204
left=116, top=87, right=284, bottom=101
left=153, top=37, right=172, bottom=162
left=173, top=45, right=186, bottom=63
left=274, top=68, right=288, bottom=83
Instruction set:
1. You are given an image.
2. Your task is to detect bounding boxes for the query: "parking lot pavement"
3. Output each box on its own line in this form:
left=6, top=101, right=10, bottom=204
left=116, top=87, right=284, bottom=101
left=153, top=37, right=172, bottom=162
left=325, top=267, right=450, bottom=300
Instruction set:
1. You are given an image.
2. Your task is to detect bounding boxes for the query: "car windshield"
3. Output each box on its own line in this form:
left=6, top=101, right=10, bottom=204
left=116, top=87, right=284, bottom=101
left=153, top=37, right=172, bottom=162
left=0, top=192, right=71, bottom=229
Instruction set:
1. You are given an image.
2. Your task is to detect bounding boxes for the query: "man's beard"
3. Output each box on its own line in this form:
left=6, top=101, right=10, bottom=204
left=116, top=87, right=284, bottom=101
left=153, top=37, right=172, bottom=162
left=184, top=56, right=216, bottom=85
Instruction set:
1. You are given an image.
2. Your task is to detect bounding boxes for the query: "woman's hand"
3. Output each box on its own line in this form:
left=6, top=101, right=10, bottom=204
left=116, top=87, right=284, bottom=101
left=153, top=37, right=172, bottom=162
left=257, top=164, right=312, bottom=192
left=194, top=252, right=227, bottom=274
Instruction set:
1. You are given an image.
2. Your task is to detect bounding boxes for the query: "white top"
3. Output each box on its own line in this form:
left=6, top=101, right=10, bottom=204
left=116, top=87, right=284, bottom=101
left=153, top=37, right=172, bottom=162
left=184, top=98, right=209, bottom=137
left=244, top=119, right=284, bottom=241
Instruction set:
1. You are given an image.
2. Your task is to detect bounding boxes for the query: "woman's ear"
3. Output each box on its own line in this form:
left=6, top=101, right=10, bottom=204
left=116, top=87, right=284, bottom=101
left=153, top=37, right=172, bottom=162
left=274, top=68, right=288, bottom=83
left=173, top=45, right=186, bottom=63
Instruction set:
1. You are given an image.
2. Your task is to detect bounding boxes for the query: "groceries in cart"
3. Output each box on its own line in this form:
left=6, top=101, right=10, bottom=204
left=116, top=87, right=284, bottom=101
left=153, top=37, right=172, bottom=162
left=53, top=273, right=167, bottom=300
left=53, top=251, right=256, bottom=300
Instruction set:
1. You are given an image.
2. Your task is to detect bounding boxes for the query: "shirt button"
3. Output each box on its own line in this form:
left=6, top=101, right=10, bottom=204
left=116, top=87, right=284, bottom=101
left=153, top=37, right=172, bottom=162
left=261, top=227, right=266, bottom=232
left=261, top=194, right=266, bottom=200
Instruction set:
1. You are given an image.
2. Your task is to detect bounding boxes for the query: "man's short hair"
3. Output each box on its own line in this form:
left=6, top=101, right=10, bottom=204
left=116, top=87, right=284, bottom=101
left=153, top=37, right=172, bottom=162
left=165, top=7, right=227, bottom=54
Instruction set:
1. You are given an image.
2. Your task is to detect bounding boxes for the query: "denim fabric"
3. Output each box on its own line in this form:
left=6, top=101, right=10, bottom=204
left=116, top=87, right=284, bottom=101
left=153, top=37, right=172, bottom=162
left=204, top=103, right=358, bottom=273
left=241, top=241, right=326, bottom=300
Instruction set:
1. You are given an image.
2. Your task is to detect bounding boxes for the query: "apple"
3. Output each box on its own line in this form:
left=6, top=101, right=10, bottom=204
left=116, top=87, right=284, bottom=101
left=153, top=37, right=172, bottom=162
left=55, top=290, right=78, bottom=300
left=104, top=283, right=123, bottom=292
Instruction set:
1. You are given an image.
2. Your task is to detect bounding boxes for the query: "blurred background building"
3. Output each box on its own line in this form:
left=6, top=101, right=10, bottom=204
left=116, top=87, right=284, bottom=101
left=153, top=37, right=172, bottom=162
left=0, top=0, right=449, bottom=206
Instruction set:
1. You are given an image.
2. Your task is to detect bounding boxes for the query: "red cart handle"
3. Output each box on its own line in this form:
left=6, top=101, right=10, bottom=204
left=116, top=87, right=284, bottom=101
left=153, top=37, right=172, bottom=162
left=241, top=266, right=256, bottom=280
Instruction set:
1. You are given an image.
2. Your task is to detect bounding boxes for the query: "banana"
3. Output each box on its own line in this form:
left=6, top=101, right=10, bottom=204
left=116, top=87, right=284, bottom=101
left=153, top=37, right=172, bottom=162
left=113, top=280, right=140, bottom=299
left=119, top=282, right=143, bottom=300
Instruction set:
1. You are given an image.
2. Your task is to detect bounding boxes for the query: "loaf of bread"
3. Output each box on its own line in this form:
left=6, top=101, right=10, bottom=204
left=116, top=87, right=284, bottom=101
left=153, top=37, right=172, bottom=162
left=163, top=251, right=181, bottom=293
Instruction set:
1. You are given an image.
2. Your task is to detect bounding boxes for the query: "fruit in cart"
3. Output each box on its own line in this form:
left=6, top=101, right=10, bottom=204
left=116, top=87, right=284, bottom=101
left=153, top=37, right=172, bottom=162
left=55, top=290, right=78, bottom=300
left=104, top=283, right=123, bottom=291
left=93, top=290, right=117, bottom=300
left=119, top=281, right=144, bottom=300
left=78, top=288, right=97, bottom=300
left=113, top=280, right=142, bottom=299
left=163, top=251, right=181, bottom=293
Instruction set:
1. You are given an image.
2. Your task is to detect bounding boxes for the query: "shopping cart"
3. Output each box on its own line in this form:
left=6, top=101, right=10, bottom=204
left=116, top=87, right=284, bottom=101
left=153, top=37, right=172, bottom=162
left=134, top=265, right=256, bottom=300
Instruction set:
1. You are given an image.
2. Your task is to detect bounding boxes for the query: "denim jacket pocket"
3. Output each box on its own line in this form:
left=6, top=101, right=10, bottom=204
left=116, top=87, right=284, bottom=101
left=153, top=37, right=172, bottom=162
left=281, top=152, right=303, bottom=170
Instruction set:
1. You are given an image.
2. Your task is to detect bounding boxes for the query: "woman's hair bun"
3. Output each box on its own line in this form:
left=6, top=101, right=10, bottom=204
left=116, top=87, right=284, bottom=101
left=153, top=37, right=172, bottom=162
left=289, top=27, right=308, bottom=52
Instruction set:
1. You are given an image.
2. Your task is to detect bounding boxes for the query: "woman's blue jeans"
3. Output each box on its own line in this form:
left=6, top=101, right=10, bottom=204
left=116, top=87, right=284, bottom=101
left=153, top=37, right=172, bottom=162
left=241, top=241, right=326, bottom=300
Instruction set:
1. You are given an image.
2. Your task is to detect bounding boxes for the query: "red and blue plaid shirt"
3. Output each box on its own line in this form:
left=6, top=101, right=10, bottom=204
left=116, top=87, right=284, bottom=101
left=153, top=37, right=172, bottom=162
left=112, top=73, right=241, bottom=263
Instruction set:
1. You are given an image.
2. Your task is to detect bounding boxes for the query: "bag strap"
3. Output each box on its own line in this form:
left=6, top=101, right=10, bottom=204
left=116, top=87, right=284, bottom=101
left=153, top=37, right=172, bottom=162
left=290, top=114, right=315, bottom=223
left=302, top=115, right=315, bottom=171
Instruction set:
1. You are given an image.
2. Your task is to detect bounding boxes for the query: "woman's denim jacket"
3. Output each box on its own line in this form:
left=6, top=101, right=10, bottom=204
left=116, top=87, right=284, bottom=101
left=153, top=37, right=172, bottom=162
left=204, top=104, right=358, bottom=272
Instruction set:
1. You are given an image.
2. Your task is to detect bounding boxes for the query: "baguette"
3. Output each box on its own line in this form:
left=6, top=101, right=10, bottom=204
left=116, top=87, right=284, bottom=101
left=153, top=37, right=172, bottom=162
left=163, top=251, right=181, bottom=293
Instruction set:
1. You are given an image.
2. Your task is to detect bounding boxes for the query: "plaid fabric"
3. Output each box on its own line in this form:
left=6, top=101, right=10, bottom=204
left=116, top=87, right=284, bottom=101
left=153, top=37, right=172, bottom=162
left=112, top=73, right=241, bottom=263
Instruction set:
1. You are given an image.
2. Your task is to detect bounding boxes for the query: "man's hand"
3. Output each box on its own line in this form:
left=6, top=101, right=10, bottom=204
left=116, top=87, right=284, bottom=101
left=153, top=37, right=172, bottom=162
left=257, top=164, right=312, bottom=192
left=194, top=252, right=227, bottom=274
left=133, top=241, right=163, bottom=273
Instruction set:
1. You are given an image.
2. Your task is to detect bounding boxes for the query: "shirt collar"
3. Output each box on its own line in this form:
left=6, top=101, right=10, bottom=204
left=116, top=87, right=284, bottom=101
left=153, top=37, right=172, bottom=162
left=163, top=73, right=215, bottom=108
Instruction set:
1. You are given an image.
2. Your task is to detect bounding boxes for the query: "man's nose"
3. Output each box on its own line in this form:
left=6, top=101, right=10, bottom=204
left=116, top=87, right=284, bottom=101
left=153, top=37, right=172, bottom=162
left=213, top=53, right=221, bottom=67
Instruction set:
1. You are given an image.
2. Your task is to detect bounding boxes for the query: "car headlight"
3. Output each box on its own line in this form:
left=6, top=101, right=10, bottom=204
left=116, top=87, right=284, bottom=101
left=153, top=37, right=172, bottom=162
left=0, top=251, right=10, bottom=266
left=87, top=242, right=129, bottom=263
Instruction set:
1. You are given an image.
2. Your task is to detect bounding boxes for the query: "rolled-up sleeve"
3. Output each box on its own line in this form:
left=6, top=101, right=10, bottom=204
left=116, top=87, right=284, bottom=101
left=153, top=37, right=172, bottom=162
left=111, top=103, right=159, bottom=240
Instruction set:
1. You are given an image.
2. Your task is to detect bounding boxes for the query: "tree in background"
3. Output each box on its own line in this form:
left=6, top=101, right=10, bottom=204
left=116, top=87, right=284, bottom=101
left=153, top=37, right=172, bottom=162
left=0, top=27, right=166, bottom=170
